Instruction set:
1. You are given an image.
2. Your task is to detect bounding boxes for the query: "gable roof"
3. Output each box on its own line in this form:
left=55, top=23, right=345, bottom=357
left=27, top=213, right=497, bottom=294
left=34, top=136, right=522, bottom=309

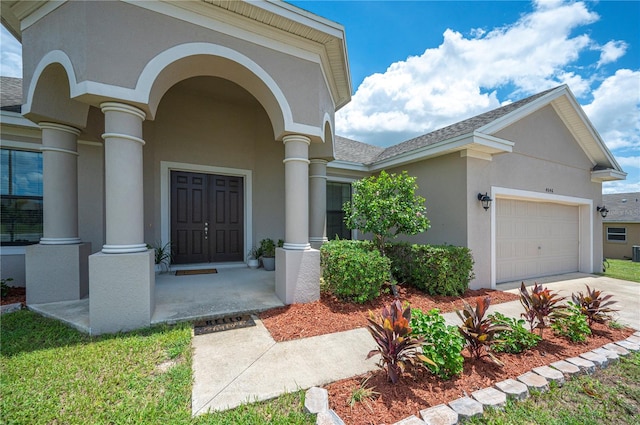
left=334, top=135, right=384, bottom=164
left=0, top=76, right=22, bottom=113
left=333, top=85, right=626, bottom=182
left=602, top=192, right=640, bottom=223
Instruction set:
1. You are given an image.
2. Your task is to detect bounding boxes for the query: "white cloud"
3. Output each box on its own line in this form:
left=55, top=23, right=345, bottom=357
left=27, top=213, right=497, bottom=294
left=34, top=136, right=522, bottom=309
left=0, top=26, right=22, bottom=78
left=603, top=180, right=640, bottom=195
left=615, top=156, right=640, bottom=169
left=336, top=0, right=621, bottom=147
left=597, top=40, right=628, bottom=68
left=583, top=69, right=640, bottom=152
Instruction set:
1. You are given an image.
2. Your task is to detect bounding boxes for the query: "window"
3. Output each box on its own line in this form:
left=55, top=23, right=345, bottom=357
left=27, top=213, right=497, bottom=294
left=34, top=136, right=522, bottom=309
left=1, top=149, right=43, bottom=245
left=606, top=227, right=626, bottom=243
left=326, top=181, right=351, bottom=240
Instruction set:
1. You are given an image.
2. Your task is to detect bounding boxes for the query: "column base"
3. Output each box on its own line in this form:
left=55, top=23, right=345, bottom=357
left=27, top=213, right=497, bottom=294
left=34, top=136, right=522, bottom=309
left=89, top=249, right=155, bottom=335
left=275, top=247, right=320, bottom=304
left=309, top=237, right=328, bottom=250
left=26, top=243, right=91, bottom=304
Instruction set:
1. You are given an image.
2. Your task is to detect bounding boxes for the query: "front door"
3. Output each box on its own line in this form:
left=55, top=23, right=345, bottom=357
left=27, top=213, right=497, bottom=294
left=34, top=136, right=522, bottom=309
left=171, top=171, right=244, bottom=264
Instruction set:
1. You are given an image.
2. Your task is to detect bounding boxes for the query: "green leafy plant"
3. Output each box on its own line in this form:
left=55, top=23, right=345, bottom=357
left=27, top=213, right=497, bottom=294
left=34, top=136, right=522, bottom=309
left=386, top=243, right=475, bottom=296
left=259, top=238, right=276, bottom=258
left=366, top=299, right=434, bottom=384
left=343, top=170, right=430, bottom=256
left=551, top=302, right=592, bottom=342
left=571, top=285, right=618, bottom=328
left=348, top=376, right=379, bottom=411
left=456, top=296, right=510, bottom=366
left=320, top=240, right=391, bottom=303
left=489, top=312, right=542, bottom=354
left=411, top=308, right=465, bottom=379
left=1, top=277, right=14, bottom=298
left=519, top=282, right=567, bottom=338
left=147, top=242, right=172, bottom=272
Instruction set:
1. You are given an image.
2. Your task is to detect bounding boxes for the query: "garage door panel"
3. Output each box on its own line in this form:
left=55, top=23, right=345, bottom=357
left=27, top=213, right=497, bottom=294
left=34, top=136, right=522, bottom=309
left=497, top=199, right=578, bottom=283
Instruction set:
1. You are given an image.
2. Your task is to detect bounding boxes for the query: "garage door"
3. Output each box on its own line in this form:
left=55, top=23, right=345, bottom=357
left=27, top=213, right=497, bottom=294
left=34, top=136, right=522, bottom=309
left=496, top=199, right=579, bottom=283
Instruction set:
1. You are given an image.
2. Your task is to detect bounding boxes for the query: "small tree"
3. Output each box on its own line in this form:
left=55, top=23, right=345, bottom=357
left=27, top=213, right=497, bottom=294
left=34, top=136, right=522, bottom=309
left=344, top=170, right=430, bottom=255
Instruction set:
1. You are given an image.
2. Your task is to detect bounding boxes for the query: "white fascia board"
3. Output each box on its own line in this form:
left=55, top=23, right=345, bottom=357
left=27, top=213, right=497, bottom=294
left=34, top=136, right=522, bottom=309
left=478, top=86, right=567, bottom=136
left=471, top=132, right=514, bottom=153
left=370, top=133, right=475, bottom=171
left=558, top=89, right=624, bottom=172
left=260, top=0, right=347, bottom=39
left=591, top=169, right=627, bottom=182
left=327, top=160, right=370, bottom=172
left=0, top=110, right=39, bottom=128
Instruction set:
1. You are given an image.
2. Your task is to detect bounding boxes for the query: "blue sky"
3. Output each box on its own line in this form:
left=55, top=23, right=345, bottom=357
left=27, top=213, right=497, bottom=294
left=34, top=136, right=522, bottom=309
left=1, top=0, right=638, bottom=193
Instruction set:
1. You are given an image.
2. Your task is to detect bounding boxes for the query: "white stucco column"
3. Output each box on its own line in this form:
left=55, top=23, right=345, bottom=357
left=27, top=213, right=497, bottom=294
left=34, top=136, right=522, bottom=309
left=282, top=134, right=311, bottom=250
left=100, top=102, right=147, bottom=254
left=309, top=159, right=328, bottom=249
left=39, top=122, right=81, bottom=245
left=26, top=122, right=91, bottom=305
left=276, top=134, right=320, bottom=305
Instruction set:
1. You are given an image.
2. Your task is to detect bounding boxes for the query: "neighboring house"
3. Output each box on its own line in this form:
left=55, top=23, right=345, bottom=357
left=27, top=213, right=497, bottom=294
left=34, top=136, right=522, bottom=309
left=0, top=0, right=626, bottom=334
left=601, top=192, right=640, bottom=260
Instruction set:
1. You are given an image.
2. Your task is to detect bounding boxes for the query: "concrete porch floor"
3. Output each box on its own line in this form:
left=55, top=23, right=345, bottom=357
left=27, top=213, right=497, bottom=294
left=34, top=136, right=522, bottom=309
left=28, top=265, right=284, bottom=334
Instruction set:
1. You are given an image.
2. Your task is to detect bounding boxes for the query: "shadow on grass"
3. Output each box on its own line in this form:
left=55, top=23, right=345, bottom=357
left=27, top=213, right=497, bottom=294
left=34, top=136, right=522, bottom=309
left=1, top=309, right=189, bottom=357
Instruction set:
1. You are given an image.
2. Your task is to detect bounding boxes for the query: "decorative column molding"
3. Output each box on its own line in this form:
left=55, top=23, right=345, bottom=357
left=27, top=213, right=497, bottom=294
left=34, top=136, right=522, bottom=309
left=100, top=102, right=147, bottom=254
left=39, top=122, right=82, bottom=245
left=309, top=159, right=328, bottom=248
left=282, top=134, right=311, bottom=250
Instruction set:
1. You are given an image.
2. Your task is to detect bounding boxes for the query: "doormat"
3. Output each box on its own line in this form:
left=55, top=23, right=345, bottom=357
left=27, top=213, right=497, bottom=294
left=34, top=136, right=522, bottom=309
left=175, top=269, right=218, bottom=276
left=193, top=315, right=255, bottom=335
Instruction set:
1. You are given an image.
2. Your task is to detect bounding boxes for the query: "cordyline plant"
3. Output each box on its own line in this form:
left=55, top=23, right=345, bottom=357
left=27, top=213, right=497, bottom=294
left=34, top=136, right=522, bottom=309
left=366, top=299, right=435, bottom=384
left=572, top=284, right=618, bottom=328
left=519, top=282, right=567, bottom=337
left=344, top=170, right=430, bottom=257
left=456, top=296, right=510, bottom=366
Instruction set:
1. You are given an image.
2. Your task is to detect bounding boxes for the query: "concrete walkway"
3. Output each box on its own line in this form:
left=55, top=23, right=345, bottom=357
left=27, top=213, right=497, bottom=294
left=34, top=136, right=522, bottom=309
left=191, top=274, right=639, bottom=415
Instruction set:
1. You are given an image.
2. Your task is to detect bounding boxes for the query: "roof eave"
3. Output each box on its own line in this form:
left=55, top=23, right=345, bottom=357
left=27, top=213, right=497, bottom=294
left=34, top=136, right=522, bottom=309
left=591, top=169, right=627, bottom=183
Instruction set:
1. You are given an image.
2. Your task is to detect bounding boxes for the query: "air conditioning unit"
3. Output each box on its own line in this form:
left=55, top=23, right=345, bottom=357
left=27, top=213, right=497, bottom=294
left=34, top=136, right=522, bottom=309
left=633, top=246, right=640, bottom=263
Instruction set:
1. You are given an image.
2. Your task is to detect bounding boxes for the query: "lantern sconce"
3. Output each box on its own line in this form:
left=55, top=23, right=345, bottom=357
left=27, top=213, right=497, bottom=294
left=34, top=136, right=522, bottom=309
left=597, top=205, right=609, bottom=218
left=477, top=192, right=492, bottom=211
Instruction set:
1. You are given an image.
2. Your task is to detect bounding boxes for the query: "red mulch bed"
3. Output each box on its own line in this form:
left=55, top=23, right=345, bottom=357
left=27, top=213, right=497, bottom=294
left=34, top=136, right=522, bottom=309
left=1, top=286, right=25, bottom=306
left=326, top=323, right=633, bottom=425
left=259, top=286, right=520, bottom=342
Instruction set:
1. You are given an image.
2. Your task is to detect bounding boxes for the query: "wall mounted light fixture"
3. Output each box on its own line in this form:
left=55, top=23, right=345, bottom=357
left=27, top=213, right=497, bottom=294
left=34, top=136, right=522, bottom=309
left=477, top=192, right=492, bottom=211
left=597, top=205, right=609, bottom=218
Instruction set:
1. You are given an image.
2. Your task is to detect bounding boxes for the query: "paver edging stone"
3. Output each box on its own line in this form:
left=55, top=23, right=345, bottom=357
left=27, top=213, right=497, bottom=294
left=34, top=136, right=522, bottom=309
left=317, top=338, right=632, bottom=425
left=494, top=379, right=528, bottom=401
left=532, top=365, right=565, bottom=386
left=579, top=351, right=608, bottom=368
left=591, top=347, right=619, bottom=363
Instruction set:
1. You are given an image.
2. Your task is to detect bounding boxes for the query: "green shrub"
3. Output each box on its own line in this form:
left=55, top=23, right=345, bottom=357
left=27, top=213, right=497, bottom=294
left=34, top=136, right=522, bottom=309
left=386, top=243, right=474, bottom=296
left=1, top=277, right=12, bottom=298
left=411, top=308, right=465, bottom=379
left=489, top=312, right=542, bottom=354
left=320, top=240, right=391, bottom=303
left=551, top=302, right=592, bottom=342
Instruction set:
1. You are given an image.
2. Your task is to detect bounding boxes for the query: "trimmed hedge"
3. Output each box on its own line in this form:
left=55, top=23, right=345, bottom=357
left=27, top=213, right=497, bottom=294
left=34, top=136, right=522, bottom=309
left=387, top=243, right=474, bottom=296
left=320, top=240, right=390, bottom=303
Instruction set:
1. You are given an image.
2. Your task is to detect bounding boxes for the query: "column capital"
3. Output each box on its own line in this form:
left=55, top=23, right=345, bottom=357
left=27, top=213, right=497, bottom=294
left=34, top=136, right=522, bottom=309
left=39, top=122, right=81, bottom=136
left=100, top=102, right=146, bottom=121
left=282, top=134, right=311, bottom=145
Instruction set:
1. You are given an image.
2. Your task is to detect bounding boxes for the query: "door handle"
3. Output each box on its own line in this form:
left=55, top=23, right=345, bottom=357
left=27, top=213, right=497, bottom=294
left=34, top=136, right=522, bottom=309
left=204, top=222, right=209, bottom=240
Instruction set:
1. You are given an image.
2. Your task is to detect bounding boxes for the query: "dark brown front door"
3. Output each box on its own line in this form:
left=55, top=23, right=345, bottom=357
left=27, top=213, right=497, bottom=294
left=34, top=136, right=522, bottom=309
left=171, top=171, right=244, bottom=264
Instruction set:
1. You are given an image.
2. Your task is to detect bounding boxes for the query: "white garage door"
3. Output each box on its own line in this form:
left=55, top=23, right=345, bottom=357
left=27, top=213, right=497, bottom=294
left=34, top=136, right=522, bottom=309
left=496, top=199, right=579, bottom=283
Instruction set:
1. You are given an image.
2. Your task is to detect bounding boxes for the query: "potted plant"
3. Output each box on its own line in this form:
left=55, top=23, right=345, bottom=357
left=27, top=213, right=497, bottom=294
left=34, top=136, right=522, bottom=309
left=147, top=242, right=172, bottom=273
left=247, top=246, right=260, bottom=269
left=259, top=238, right=276, bottom=271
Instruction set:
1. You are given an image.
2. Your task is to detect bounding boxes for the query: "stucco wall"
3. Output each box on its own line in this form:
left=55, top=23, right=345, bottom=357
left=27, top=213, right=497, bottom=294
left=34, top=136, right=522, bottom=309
left=386, top=153, right=469, bottom=247
left=78, top=143, right=104, bottom=253
left=603, top=223, right=640, bottom=260
left=143, top=78, right=285, bottom=254
left=22, top=1, right=333, bottom=131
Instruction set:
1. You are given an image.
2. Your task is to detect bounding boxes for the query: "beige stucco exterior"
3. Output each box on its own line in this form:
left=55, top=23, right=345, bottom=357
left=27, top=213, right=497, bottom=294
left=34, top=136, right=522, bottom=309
left=603, top=223, right=640, bottom=260
left=0, top=1, right=625, bottom=333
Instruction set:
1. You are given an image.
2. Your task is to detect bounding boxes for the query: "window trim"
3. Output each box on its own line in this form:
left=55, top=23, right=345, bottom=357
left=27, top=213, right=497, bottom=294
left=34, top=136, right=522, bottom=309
left=1, top=147, right=43, bottom=246
left=606, top=226, right=627, bottom=243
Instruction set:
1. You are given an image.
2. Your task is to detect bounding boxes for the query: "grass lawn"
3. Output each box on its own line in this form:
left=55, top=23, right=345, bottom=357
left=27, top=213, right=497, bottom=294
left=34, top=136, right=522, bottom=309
left=467, top=351, right=640, bottom=425
left=0, top=310, right=314, bottom=425
left=601, top=259, right=640, bottom=283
